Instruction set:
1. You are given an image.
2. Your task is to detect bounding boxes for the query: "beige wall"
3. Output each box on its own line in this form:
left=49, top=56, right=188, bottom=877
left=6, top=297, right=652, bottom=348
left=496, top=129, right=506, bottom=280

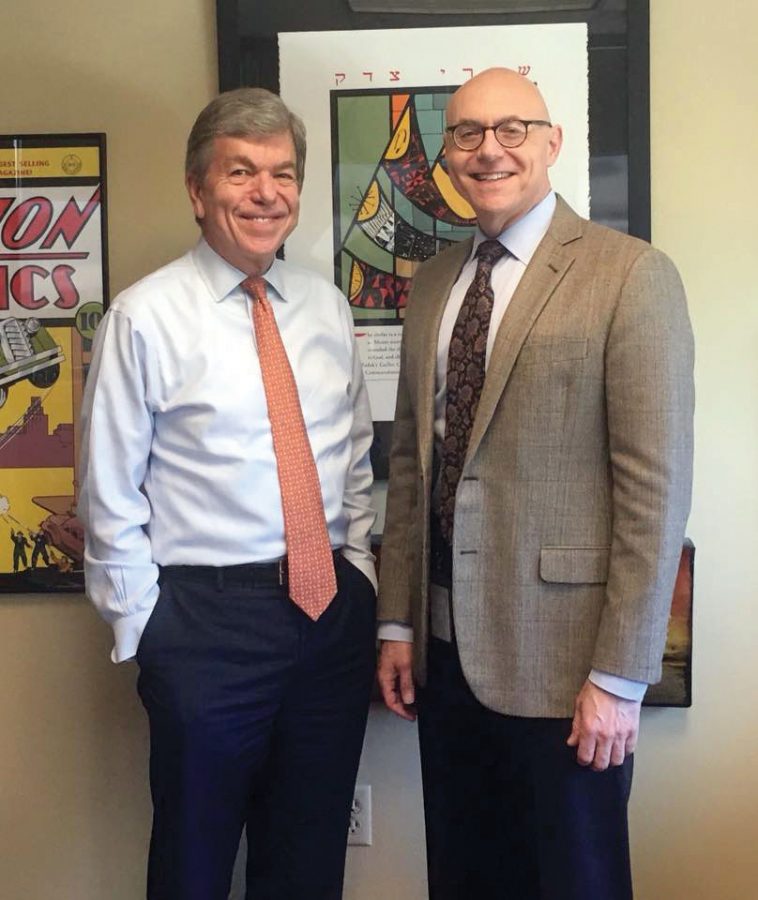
left=1, top=2, right=756, bottom=898
left=633, top=2, right=758, bottom=896
left=0, top=4, right=217, bottom=899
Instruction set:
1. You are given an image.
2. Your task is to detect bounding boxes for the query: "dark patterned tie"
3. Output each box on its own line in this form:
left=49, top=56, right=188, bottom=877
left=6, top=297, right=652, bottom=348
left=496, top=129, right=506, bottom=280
left=438, top=239, right=507, bottom=544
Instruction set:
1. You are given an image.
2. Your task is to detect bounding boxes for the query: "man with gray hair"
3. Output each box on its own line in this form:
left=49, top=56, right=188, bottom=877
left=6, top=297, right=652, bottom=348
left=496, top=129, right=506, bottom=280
left=79, top=88, right=377, bottom=899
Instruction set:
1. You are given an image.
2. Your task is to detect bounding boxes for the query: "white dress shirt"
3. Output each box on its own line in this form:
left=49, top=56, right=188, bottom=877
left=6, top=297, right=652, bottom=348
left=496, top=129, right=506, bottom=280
left=379, top=193, right=646, bottom=702
left=79, top=238, right=376, bottom=663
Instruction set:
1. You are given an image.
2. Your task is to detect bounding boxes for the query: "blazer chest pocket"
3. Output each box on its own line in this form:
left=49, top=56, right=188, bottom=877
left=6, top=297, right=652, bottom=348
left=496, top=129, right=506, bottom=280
left=540, top=546, right=610, bottom=584
left=517, top=337, right=588, bottom=367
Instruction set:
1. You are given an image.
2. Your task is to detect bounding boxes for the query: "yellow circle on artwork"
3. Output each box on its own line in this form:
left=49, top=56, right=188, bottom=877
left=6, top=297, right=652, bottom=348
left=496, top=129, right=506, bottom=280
left=432, top=162, right=476, bottom=220
left=349, top=261, right=364, bottom=300
left=61, top=154, right=83, bottom=175
left=357, top=181, right=380, bottom=221
left=385, top=108, right=411, bottom=160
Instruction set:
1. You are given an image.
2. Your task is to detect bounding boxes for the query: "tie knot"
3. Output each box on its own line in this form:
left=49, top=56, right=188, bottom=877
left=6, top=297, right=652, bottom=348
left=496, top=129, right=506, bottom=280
left=242, top=276, right=267, bottom=303
left=475, top=240, right=507, bottom=268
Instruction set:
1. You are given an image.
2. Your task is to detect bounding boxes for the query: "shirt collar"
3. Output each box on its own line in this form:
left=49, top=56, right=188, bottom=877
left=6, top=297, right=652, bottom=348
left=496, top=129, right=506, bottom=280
left=192, top=239, right=290, bottom=304
left=261, top=258, right=289, bottom=302
left=192, top=238, right=246, bottom=303
left=471, top=190, right=556, bottom=266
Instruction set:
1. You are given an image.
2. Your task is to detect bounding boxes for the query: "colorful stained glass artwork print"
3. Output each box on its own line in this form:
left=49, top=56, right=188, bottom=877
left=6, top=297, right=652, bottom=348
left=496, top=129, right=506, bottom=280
left=331, top=87, right=477, bottom=323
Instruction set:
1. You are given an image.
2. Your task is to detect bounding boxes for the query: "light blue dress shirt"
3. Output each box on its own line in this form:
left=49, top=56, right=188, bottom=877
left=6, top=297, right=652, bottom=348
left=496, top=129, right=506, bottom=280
left=79, top=239, right=376, bottom=663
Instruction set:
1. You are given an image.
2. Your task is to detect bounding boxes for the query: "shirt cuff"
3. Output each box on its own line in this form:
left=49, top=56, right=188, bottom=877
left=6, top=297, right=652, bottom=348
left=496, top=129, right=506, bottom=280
left=377, top=622, right=413, bottom=642
left=589, top=668, right=648, bottom=702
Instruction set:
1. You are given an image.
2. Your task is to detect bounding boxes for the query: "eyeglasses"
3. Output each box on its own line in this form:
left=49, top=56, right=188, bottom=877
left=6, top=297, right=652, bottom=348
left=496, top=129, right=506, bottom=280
left=445, top=118, right=552, bottom=151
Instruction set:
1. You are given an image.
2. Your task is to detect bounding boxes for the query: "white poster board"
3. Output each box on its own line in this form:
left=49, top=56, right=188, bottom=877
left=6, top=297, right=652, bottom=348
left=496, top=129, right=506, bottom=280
left=280, top=24, right=589, bottom=420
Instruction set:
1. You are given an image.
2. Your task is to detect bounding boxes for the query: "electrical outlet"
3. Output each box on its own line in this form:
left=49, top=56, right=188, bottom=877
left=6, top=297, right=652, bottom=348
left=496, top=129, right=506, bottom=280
left=347, top=783, right=372, bottom=846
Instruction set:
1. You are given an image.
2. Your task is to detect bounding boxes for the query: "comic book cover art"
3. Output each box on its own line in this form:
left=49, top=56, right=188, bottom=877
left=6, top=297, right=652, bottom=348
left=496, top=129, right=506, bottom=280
left=0, top=135, right=107, bottom=591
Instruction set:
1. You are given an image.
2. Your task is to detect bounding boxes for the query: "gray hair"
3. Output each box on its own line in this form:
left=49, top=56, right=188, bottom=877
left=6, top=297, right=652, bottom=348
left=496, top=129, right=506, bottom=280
left=185, top=87, right=307, bottom=186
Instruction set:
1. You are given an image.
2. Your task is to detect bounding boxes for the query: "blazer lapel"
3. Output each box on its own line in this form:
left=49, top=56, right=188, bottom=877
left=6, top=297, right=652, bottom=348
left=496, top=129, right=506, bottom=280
left=465, top=198, right=583, bottom=464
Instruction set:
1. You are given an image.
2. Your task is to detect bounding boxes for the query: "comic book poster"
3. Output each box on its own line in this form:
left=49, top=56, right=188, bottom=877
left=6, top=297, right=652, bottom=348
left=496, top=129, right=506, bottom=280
left=0, top=134, right=107, bottom=591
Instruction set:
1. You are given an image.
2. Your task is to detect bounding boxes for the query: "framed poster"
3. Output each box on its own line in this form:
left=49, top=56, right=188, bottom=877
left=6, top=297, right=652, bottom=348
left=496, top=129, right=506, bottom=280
left=278, top=22, right=589, bottom=431
left=216, top=0, right=650, bottom=473
left=0, top=133, right=108, bottom=592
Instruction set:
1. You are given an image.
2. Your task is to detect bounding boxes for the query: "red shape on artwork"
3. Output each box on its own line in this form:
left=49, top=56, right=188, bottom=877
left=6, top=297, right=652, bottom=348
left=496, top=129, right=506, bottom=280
left=349, top=257, right=410, bottom=311
left=0, top=396, right=74, bottom=468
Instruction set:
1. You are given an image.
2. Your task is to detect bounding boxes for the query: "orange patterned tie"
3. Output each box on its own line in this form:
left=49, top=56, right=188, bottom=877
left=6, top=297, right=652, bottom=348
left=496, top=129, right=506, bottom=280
left=242, top=276, right=337, bottom=620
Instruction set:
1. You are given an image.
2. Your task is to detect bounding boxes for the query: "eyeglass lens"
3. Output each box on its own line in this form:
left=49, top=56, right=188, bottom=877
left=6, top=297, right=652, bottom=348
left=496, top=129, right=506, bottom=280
left=453, top=120, right=528, bottom=150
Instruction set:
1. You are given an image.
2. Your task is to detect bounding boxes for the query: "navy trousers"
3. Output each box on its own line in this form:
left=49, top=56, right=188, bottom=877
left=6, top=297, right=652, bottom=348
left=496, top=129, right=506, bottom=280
left=136, top=555, right=376, bottom=900
left=418, top=636, right=634, bottom=900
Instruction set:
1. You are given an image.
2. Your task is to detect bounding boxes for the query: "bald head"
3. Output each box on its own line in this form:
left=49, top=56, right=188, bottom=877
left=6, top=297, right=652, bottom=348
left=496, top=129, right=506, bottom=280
left=447, top=67, right=551, bottom=127
left=443, top=67, right=562, bottom=236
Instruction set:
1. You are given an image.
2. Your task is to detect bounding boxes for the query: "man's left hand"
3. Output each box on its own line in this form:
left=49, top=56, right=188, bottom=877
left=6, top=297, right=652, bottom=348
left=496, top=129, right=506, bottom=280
left=566, top=679, right=641, bottom=771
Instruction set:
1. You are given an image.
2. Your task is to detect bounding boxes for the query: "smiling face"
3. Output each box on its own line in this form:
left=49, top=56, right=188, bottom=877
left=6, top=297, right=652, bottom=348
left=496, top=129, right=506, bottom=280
left=186, top=131, right=300, bottom=276
left=444, top=68, right=563, bottom=237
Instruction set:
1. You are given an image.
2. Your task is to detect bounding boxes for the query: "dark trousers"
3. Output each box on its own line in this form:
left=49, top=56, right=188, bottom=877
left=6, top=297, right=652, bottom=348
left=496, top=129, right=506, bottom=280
left=417, top=636, right=634, bottom=900
left=136, top=555, right=376, bottom=900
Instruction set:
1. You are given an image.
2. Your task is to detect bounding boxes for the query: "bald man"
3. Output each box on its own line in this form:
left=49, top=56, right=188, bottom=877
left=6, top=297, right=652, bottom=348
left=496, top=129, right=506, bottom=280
left=377, top=69, right=694, bottom=899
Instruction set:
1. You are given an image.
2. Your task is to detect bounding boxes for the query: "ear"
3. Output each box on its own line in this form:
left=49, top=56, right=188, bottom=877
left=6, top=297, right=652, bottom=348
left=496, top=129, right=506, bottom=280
left=546, top=124, right=563, bottom=167
left=186, top=175, right=205, bottom=220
